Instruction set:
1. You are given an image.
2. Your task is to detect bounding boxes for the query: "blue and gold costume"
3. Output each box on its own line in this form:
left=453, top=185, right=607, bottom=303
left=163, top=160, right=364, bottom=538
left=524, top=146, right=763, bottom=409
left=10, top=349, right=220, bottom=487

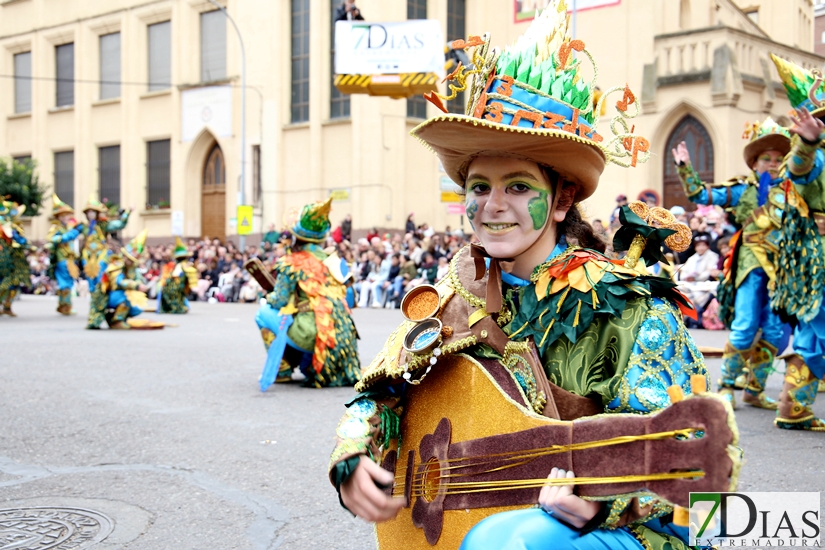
left=0, top=201, right=30, bottom=316
left=328, top=6, right=738, bottom=549
left=81, top=195, right=131, bottom=291
left=88, top=229, right=148, bottom=329
left=675, top=118, right=791, bottom=409
left=255, top=198, right=360, bottom=389
left=46, top=194, right=84, bottom=315
left=766, top=54, right=825, bottom=431
left=157, top=237, right=198, bottom=314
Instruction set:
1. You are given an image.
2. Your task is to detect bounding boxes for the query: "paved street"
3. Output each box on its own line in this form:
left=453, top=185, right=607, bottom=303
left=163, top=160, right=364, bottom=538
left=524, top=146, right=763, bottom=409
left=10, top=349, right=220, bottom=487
left=1, top=295, right=823, bottom=549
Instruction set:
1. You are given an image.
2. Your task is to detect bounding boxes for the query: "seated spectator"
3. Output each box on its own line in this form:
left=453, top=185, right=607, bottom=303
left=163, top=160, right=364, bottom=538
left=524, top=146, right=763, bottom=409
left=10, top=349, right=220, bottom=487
left=676, top=235, right=720, bottom=327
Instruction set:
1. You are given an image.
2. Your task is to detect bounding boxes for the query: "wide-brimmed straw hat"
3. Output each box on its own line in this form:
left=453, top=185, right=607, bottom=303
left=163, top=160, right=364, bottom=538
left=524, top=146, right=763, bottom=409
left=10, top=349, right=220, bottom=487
left=411, top=0, right=650, bottom=202
left=741, top=117, right=791, bottom=168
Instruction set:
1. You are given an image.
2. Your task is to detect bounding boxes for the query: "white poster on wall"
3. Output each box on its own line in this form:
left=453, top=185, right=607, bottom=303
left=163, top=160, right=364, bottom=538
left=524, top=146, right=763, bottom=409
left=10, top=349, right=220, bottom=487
left=171, top=210, right=185, bottom=236
left=181, top=86, right=232, bottom=142
left=334, top=20, right=444, bottom=75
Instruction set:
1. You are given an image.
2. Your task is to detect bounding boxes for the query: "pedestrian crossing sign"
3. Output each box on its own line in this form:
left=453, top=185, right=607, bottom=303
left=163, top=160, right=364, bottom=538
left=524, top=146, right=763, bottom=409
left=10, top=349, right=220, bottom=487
left=237, top=205, right=253, bottom=235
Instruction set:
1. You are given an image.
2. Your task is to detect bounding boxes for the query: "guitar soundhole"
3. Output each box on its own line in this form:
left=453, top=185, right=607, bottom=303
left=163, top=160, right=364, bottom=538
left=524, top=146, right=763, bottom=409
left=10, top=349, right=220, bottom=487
left=422, top=457, right=442, bottom=503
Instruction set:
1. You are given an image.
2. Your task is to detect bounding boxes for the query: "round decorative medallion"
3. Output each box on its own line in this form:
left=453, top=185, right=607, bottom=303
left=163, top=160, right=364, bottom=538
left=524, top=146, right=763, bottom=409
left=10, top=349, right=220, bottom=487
left=0, top=507, right=114, bottom=549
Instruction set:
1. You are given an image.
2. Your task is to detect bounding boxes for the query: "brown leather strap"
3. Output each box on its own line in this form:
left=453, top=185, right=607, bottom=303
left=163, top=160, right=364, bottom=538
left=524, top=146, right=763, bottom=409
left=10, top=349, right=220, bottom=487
left=470, top=244, right=510, bottom=313
left=705, top=184, right=714, bottom=205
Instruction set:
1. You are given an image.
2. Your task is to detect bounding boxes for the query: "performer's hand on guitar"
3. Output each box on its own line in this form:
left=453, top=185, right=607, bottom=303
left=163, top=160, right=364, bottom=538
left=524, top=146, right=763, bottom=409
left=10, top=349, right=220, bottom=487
left=789, top=107, right=825, bottom=143
left=538, top=467, right=602, bottom=529
left=671, top=141, right=691, bottom=166
left=341, top=455, right=404, bottom=522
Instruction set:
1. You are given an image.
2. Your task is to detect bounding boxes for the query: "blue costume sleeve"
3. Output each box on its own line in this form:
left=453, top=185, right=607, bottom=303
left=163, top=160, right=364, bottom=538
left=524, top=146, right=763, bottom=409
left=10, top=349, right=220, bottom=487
left=51, top=224, right=84, bottom=243
left=266, top=269, right=297, bottom=310
left=105, top=210, right=131, bottom=233
left=607, top=298, right=707, bottom=413
left=675, top=162, right=747, bottom=207
left=788, top=147, right=825, bottom=185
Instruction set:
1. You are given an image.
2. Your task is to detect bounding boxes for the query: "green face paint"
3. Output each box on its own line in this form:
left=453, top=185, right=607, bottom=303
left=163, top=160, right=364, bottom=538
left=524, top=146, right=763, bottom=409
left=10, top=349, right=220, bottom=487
left=527, top=190, right=549, bottom=230
left=466, top=200, right=478, bottom=223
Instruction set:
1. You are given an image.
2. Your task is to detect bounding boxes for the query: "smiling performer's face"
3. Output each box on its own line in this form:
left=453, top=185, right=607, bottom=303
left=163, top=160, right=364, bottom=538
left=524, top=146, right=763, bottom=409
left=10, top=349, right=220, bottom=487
left=465, top=156, right=573, bottom=278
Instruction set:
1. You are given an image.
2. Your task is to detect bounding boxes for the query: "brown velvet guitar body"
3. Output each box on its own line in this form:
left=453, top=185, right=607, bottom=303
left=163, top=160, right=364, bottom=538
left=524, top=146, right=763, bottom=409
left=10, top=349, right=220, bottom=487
left=375, top=354, right=736, bottom=549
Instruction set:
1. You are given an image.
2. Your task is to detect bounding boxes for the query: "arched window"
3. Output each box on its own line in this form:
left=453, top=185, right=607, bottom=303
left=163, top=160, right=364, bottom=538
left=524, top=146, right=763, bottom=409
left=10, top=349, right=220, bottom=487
left=203, top=145, right=225, bottom=190
left=663, top=115, right=714, bottom=210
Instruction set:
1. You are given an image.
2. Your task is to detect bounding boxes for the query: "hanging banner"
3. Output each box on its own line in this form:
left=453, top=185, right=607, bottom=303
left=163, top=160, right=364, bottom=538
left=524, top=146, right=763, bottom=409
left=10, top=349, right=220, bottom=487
left=334, top=20, right=444, bottom=75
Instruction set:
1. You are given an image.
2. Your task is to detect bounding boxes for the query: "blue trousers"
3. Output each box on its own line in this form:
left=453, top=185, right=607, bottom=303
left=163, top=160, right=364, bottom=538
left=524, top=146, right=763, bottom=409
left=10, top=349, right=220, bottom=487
left=460, top=509, right=644, bottom=550
left=793, top=306, right=825, bottom=380
left=729, top=269, right=785, bottom=351
left=54, top=261, right=75, bottom=291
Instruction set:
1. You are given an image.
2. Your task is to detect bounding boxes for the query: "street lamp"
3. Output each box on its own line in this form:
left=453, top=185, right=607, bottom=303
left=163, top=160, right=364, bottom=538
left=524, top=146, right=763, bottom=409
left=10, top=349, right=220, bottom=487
left=205, top=0, right=246, bottom=250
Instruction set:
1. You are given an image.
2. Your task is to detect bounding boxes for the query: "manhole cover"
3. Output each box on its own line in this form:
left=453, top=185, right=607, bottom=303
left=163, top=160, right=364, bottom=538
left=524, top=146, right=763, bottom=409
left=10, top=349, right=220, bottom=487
left=0, top=507, right=114, bottom=549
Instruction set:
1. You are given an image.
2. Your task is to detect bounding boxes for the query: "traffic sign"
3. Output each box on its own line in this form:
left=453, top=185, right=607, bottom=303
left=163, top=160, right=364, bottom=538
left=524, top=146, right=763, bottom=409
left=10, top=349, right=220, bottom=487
left=237, top=205, right=253, bottom=235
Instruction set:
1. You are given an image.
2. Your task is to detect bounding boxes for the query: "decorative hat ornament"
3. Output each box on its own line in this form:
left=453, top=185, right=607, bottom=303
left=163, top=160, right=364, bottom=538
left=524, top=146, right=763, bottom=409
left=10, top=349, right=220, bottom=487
left=121, top=228, right=148, bottom=263
left=741, top=117, right=791, bottom=168
left=285, top=197, right=333, bottom=243
left=173, top=237, right=190, bottom=260
left=412, top=0, right=650, bottom=201
left=771, top=54, right=825, bottom=119
left=613, top=201, right=692, bottom=270
left=51, top=193, right=74, bottom=218
left=83, top=193, right=108, bottom=214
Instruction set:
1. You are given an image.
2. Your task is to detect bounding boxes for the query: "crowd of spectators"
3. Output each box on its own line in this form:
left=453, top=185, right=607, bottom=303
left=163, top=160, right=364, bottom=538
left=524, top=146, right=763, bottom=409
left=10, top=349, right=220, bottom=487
left=14, top=203, right=735, bottom=328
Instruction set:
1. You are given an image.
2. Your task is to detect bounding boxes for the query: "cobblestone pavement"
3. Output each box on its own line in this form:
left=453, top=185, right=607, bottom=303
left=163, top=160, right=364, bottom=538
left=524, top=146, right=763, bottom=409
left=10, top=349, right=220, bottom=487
left=1, top=295, right=822, bottom=549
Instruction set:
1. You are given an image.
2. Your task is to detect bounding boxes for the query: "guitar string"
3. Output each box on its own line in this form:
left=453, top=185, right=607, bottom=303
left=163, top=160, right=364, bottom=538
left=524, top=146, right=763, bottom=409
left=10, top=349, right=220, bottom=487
left=394, top=472, right=704, bottom=498
left=391, top=427, right=696, bottom=486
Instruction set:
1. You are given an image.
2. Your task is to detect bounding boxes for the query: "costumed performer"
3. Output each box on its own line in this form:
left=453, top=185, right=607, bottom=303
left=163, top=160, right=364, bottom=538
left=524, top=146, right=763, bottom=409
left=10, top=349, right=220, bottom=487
left=46, top=194, right=84, bottom=315
left=329, top=6, right=740, bottom=550
left=80, top=194, right=131, bottom=291
left=0, top=201, right=30, bottom=316
left=764, top=54, right=825, bottom=429
left=87, top=229, right=150, bottom=329
left=671, top=117, right=791, bottom=410
left=157, top=237, right=198, bottom=313
left=255, top=197, right=360, bottom=389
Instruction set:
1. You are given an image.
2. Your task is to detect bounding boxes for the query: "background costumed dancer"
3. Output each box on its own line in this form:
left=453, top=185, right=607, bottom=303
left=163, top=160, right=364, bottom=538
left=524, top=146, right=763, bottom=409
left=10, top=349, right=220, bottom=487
left=254, top=198, right=360, bottom=389
left=87, top=229, right=157, bottom=330
left=0, top=201, right=30, bottom=316
left=329, top=6, right=740, bottom=549
left=671, top=118, right=791, bottom=410
left=46, top=194, right=84, bottom=315
left=765, top=54, right=825, bottom=430
left=157, top=237, right=198, bottom=314
left=80, top=194, right=131, bottom=291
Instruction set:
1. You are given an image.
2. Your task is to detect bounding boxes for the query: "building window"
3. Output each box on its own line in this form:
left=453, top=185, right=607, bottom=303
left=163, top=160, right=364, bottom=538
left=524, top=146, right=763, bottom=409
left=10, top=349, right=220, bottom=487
left=406, top=0, right=428, bottom=119
left=13, top=155, right=32, bottom=165
left=14, top=52, right=32, bottom=114
left=330, top=0, right=350, bottom=119
left=56, top=43, right=74, bottom=107
left=146, top=139, right=171, bottom=208
left=99, top=145, right=121, bottom=207
left=100, top=32, right=121, bottom=100
left=201, top=10, right=227, bottom=82
left=148, top=21, right=172, bottom=92
left=745, top=8, right=758, bottom=25
left=446, top=0, right=466, bottom=114
left=663, top=115, right=713, bottom=210
left=291, top=0, right=310, bottom=123
left=252, top=144, right=262, bottom=204
left=54, top=151, right=75, bottom=207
